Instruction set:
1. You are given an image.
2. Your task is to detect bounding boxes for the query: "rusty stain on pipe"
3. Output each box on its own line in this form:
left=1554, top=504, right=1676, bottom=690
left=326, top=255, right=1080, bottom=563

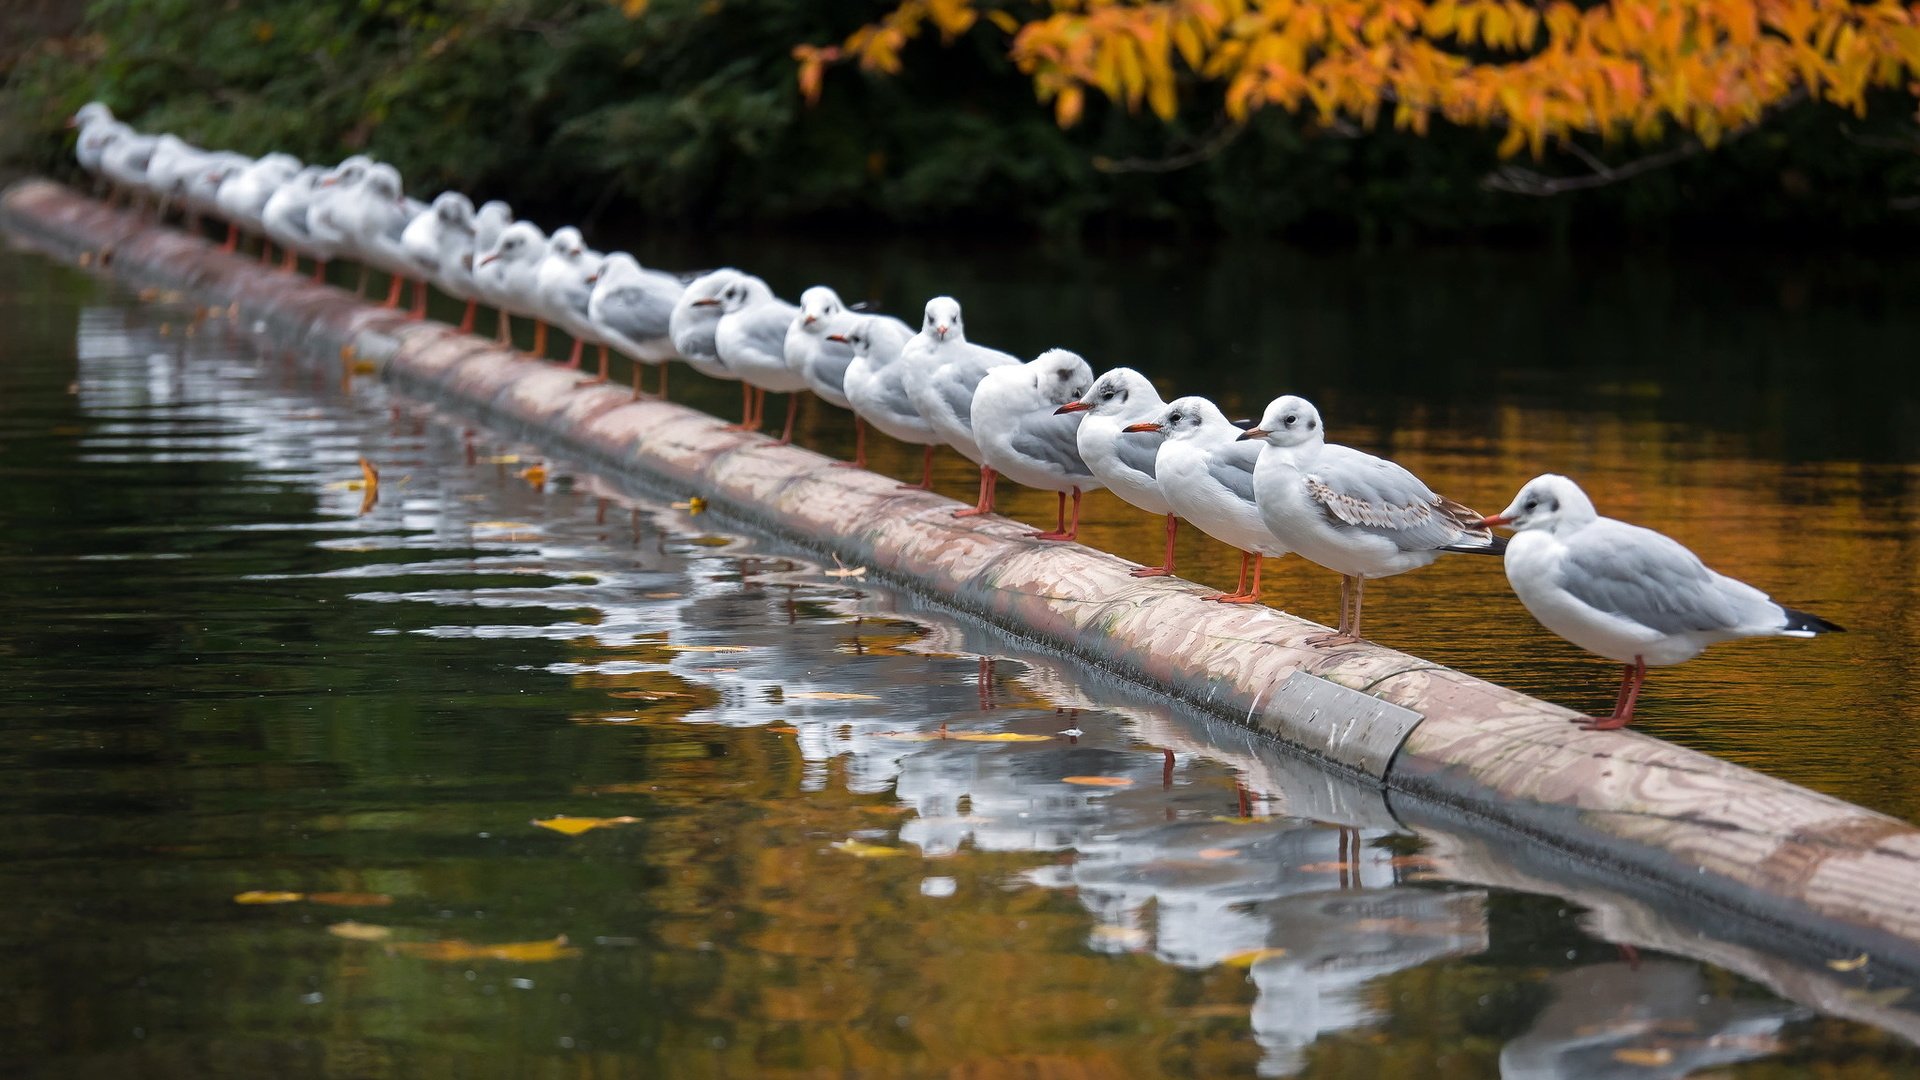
left=9, top=176, right=1920, bottom=977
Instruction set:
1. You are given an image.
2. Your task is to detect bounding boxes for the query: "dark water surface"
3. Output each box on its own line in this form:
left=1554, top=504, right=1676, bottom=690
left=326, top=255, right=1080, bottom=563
left=3, top=239, right=1920, bottom=1078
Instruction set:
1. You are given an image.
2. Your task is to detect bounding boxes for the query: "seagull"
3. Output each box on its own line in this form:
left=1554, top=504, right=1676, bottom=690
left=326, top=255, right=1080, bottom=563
left=474, top=221, right=546, bottom=350
left=668, top=269, right=743, bottom=389
left=534, top=227, right=609, bottom=376
left=1126, top=396, right=1287, bottom=603
left=260, top=166, right=327, bottom=277
left=66, top=102, right=117, bottom=179
left=588, top=253, right=684, bottom=400
left=973, top=349, right=1102, bottom=541
left=339, top=163, right=419, bottom=310
left=304, top=157, right=379, bottom=290
left=97, top=125, right=158, bottom=214
left=713, top=274, right=809, bottom=442
left=834, top=312, right=934, bottom=481
left=901, top=297, right=1019, bottom=517
left=786, top=286, right=862, bottom=448
left=1056, top=367, right=1177, bottom=577
left=214, top=152, right=301, bottom=257
left=1481, top=473, right=1845, bottom=730
left=399, top=192, right=476, bottom=324
left=1241, top=395, right=1504, bottom=646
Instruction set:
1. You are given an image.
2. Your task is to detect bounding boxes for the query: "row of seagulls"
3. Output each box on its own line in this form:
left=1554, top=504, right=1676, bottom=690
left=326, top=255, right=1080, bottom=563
left=61, top=104, right=1846, bottom=730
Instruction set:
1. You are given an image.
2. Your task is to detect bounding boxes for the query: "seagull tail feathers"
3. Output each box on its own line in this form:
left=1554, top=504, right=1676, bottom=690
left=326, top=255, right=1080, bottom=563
left=1442, top=533, right=1508, bottom=557
left=1780, top=605, right=1846, bottom=635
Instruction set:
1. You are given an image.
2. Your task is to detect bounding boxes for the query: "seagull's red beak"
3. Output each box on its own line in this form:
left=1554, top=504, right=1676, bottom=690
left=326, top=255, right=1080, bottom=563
left=934, top=324, right=949, bottom=339
left=802, top=314, right=817, bottom=326
left=64, top=117, right=79, bottom=129
left=1477, top=514, right=1513, bottom=528
left=585, top=272, right=600, bottom=284
left=825, top=333, right=848, bottom=343
left=1236, top=428, right=1269, bottom=441
left=1054, top=401, right=1091, bottom=415
left=691, top=297, right=720, bottom=307
left=477, top=252, right=499, bottom=266
left=1121, top=421, right=1162, bottom=433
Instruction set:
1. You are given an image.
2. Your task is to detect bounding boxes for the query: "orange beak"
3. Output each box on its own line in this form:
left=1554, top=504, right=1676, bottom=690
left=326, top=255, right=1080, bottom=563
left=691, top=297, right=720, bottom=307
left=1121, top=422, right=1161, bottom=433
left=477, top=252, right=499, bottom=266
left=1477, top=514, right=1513, bottom=528
left=1053, top=401, right=1092, bottom=414
left=1236, top=428, right=1269, bottom=441
left=825, top=333, right=848, bottom=343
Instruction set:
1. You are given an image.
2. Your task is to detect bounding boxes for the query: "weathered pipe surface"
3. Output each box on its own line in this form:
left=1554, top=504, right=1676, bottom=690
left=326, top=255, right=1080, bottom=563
left=10, top=176, right=1920, bottom=974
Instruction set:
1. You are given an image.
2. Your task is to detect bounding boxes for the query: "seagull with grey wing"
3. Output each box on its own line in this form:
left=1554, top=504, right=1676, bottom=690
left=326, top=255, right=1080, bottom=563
left=834, top=312, right=934, bottom=480
left=973, top=349, right=1104, bottom=541
left=1242, top=395, right=1504, bottom=646
left=901, top=297, right=1021, bottom=517
left=1056, top=367, right=1179, bottom=576
left=1126, top=396, right=1288, bottom=603
left=589, top=253, right=684, bottom=400
left=1481, top=473, right=1844, bottom=730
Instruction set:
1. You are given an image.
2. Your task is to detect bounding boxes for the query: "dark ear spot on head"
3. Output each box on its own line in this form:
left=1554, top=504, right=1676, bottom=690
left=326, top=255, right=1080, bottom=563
left=1548, top=498, right=1560, bottom=512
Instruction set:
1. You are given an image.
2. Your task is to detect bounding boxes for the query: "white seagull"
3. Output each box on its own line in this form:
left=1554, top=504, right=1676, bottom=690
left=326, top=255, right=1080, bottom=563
left=973, top=349, right=1103, bottom=540
left=588, top=253, right=684, bottom=400
left=214, top=152, right=301, bottom=258
left=901, top=297, right=1020, bottom=517
left=1126, top=396, right=1287, bottom=603
left=474, top=221, right=547, bottom=350
left=712, top=274, right=808, bottom=442
left=1481, top=473, right=1845, bottom=730
left=786, top=286, right=862, bottom=450
left=534, top=227, right=608, bottom=375
left=260, top=166, right=327, bottom=278
left=668, top=269, right=743, bottom=389
left=834, top=312, right=933, bottom=481
left=1242, top=395, right=1504, bottom=645
left=1056, top=367, right=1177, bottom=576
left=399, top=191, right=477, bottom=325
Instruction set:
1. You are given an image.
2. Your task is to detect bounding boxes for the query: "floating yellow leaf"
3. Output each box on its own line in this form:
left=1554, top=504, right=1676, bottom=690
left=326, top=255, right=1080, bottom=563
left=356, top=457, right=379, bottom=516
left=769, top=725, right=800, bottom=734
left=670, top=497, right=706, bottom=514
left=480, top=454, right=523, bottom=465
left=387, top=935, right=581, bottom=963
left=234, top=890, right=304, bottom=905
left=1610, top=1048, right=1674, bottom=1067
left=1828, top=953, right=1870, bottom=972
left=1843, top=986, right=1910, bottom=1006
left=663, top=644, right=749, bottom=653
left=789, top=691, right=880, bottom=701
left=472, top=521, right=535, bottom=531
left=609, top=690, right=686, bottom=701
left=1220, top=947, right=1289, bottom=967
left=327, top=921, right=393, bottom=941
left=1062, top=776, right=1133, bottom=787
left=1298, top=861, right=1358, bottom=873
left=831, top=839, right=909, bottom=858
left=532, top=815, right=639, bottom=836
left=1211, top=816, right=1265, bottom=825
left=1196, top=848, right=1240, bottom=860
left=953, top=732, right=1052, bottom=742
left=1092, top=924, right=1149, bottom=948
left=308, top=891, right=393, bottom=907
left=520, top=464, right=547, bottom=488
left=642, top=592, right=683, bottom=599
left=825, top=554, right=867, bottom=578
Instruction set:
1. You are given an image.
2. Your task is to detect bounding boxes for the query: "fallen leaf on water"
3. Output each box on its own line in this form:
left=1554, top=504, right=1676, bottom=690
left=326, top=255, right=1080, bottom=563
left=356, top=457, right=379, bottom=516
left=693, top=666, right=738, bottom=673
left=832, top=839, right=909, bottom=858
left=1211, top=816, right=1265, bottom=825
left=670, top=497, right=706, bottom=514
left=1610, top=1048, right=1674, bottom=1067
left=953, top=732, right=1051, bottom=743
left=789, top=691, right=880, bottom=702
left=1219, top=947, right=1288, bottom=967
left=520, top=464, right=547, bottom=488
left=768, top=725, right=799, bottom=734
left=609, top=690, right=686, bottom=701
left=664, top=644, right=749, bottom=653
left=387, top=935, right=580, bottom=963
left=1062, top=776, right=1132, bottom=787
left=472, top=521, right=536, bottom=531
left=351, top=359, right=378, bottom=375
left=532, top=815, right=639, bottom=836
left=642, top=592, right=682, bottom=600
left=1196, top=848, right=1241, bottom=860
left=1298, top=861, right=1358, bottom=873
left=480, top=454, right=523, bottom=465
left=308, top=891, right=393, bottom=908
left=1829, top=953, right=1870, bottom=972
left=825, top=554, right=867, bottom=578
left=77, top=251, right=94, bottom=267
left=328, top=921, right=393, bottom=942
left=234, top=890, right=304, bottom=905
left=1092, top=925, right=1149, bottom=948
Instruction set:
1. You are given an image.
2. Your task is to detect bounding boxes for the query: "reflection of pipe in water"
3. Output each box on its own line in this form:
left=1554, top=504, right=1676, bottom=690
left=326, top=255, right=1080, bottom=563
left=1244, top=888, right=1489, bottom=1077
left=1500, top=961, right=1805, bottom=1080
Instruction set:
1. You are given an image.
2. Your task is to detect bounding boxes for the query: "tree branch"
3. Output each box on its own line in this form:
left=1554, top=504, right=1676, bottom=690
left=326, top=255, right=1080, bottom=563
left=1091, top=122, right=1245, bottom=174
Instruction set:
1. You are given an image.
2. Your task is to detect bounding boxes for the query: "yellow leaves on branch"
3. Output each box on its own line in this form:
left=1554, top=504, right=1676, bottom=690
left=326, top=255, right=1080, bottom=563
left=797, top=0, right=1920, bottom=156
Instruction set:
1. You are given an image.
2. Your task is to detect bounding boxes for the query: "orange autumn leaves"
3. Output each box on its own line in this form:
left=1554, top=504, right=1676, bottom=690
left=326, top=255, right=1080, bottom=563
left=794, top=0, right=1920, bottom=157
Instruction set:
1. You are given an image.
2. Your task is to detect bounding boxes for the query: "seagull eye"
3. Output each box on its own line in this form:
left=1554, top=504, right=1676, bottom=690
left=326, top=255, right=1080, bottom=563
left=1168, top=413, right=1181, bottom=424
left=1524, top=498, right=1538, bottom=511
left=1283, top=414, right=1297, bottom=426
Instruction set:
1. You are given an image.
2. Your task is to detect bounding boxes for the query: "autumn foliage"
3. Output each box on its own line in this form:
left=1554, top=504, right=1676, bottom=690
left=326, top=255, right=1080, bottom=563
left=795, top=0, right=1920, bottom=158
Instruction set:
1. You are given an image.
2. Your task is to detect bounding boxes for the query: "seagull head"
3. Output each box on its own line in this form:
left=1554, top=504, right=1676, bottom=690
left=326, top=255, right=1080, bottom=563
left=1480, top=474, right=1596, bottom=533
left=1059, top=366, right=1154, bottom=416
left=478, top=221, right=540, bottom=267
left=433, top=192, right=475, bottom=226
left=1130, top=395, right=1217, bottom=438
left=824, top=313, right=868, bottom=350
left=1237, top=395, right=1323, bottom=447
left=67, top=101, right=113, bottom=130
left=1031, top=348, right=1093, bottom=408
left=798, top=286, right=844, bottom=332
left=922, top=296, right=963, bottom=344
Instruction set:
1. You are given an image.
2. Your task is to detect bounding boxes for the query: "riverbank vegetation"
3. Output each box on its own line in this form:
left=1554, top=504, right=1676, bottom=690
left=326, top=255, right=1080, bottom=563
left=5, top=0, right=1920, bottom=242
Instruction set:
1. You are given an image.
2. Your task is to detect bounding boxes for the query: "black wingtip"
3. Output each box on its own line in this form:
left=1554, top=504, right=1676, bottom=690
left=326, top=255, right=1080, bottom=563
left=1782, top=606, right=1846, bottom=634
left=1443, top=534, right=1508, bottom=557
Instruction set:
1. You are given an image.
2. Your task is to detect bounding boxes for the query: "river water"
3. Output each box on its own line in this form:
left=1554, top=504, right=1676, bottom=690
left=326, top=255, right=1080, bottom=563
left=3, top=236, right=1919, bottom=1077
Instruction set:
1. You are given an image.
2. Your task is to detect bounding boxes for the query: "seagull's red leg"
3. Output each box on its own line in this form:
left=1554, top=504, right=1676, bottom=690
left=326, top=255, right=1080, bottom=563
left=458, top=299, right=476, bottom=334
left=496, top=310, right=513, bottom=347
left=1032, top=488, right=1083, bottom=541
left=1132, top=514, right=1178, bottom=577
left=1211, top=552, right=1268, bottom=603
left=900, top=446, right=936, bottom=491
left=954, top=466, right=997, bottom=517
left=775, top=393, right=800, bottom=445
left=834, top=417, right=868, bottom=468
left=587, top=344, right=610, bottom=384
left=410, top=279, right=428, bottom=320
left=532, top=319, right=548, bottom=357
left=1579, top=657, right=1646, bottom=731
left=1308, top=575, right=1364, bottom=647
left=564, top=336, right=584, bottom=369
left=312, top=257, right=328, bottom=284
